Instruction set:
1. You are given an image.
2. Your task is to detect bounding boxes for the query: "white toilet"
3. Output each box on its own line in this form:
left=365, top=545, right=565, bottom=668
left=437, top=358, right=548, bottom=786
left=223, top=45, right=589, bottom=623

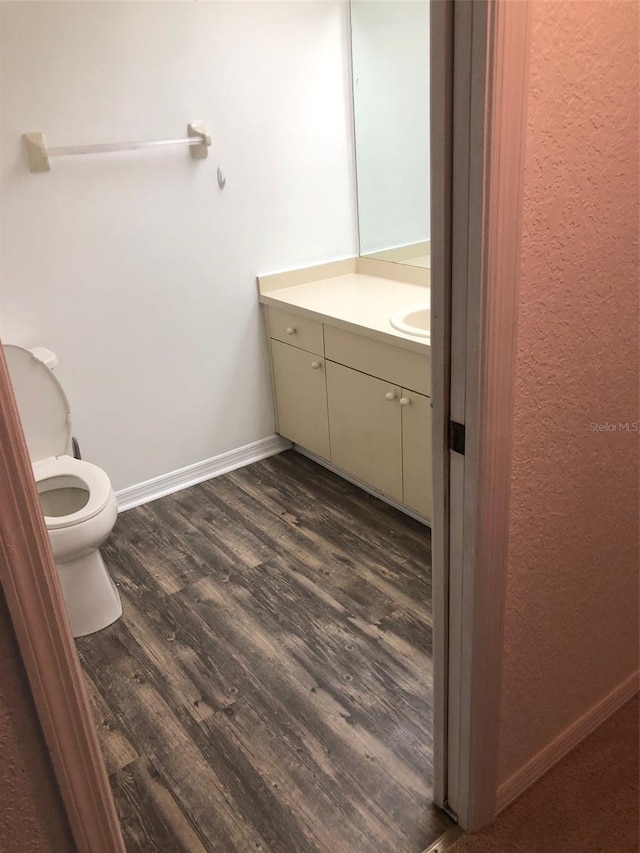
left=5, top=344, right=122, bottom=638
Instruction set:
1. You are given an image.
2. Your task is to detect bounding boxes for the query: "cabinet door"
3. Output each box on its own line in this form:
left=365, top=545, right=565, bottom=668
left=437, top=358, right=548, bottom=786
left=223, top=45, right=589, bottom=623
left=401, top=389, right=432, bottom=519
left=326, top=361, right=402, bottom=501
left=271, top=340, right=330, bottom=458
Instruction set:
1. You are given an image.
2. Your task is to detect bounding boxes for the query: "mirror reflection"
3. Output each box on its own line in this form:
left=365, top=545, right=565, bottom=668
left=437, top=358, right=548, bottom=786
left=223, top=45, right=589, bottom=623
left=350, top=0, right=430, bottom=268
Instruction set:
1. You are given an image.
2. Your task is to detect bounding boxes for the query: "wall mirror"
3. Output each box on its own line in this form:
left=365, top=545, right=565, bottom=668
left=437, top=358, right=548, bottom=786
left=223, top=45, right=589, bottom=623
left=350, top=0, right=430, bottom=269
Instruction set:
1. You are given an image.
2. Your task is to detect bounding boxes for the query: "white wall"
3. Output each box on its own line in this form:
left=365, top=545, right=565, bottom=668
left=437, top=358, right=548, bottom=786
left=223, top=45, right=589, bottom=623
left=0, top=1, right=357, bottom=492
left=350, top=0, right=430, bottom=255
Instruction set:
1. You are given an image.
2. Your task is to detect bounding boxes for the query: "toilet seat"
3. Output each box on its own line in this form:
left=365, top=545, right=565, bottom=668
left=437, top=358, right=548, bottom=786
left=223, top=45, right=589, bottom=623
left=4, top=345, right=113, bottom=529
left=33, top=456, right=113, bottom=530
left=4, top=344, right=71, bottom=461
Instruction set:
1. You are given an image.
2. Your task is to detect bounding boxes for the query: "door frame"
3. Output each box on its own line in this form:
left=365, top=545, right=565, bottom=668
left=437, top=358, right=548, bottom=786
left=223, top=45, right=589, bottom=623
left=429, top=0, right=454, bottom=813
left=0, top=0, right=531, bottom=844
left=430, top=0, right=532, bottom=831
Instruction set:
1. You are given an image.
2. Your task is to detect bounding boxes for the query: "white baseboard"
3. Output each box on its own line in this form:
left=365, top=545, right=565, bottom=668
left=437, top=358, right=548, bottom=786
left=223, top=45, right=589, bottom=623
left=115, top=435, right=292, bottom=512
left=497, top=669, right=640, bottom=813
left=294, top=446, right=431, bottom=527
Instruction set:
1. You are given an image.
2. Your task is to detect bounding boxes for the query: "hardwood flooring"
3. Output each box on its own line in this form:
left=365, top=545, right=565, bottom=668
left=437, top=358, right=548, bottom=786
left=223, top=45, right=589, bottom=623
left=77, top=450, right=452, bottom=853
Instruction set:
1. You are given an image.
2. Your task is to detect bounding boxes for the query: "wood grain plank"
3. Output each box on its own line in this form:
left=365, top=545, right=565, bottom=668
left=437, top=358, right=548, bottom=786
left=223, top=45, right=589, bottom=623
left=81, top=670, right=139, bottom=776
left=79, top=631, right=288, bottom=852
left=105, top=504, right=211, bottom=595
left=197, top=474, right=432, bottom=623
left=254, top=451, right=431, bottom=554
left=78, top=451, right=453, bottom=852
left=174, top=571, right=432, bottom=822
left=165, top=582, right=436, bottom=851
left=109, top=757, right=208, bottom=853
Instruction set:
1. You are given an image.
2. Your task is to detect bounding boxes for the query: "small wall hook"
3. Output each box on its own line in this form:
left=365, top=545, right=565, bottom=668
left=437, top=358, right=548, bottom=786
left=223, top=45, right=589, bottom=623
left=217, top=167, right=226, bottom=189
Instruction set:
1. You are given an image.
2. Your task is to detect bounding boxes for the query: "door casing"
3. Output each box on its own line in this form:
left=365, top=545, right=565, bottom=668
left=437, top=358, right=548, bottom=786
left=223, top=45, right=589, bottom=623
left=430, top=0, right=532, bottom=831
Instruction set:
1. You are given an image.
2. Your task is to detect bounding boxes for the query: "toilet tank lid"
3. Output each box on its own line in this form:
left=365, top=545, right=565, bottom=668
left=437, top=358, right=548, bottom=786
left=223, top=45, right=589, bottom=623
left=3, top=344, right=71, bottom=463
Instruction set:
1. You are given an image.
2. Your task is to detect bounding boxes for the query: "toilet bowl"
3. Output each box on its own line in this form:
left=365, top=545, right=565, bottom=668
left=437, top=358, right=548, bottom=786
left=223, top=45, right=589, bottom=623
left=4, top=344, right=122, bottom=638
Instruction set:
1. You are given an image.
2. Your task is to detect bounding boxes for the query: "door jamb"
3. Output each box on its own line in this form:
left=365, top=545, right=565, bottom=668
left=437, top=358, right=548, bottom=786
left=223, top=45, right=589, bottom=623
left=429, top=0, right=454, bottom=812
left=441, top=0, right=532, bottom=831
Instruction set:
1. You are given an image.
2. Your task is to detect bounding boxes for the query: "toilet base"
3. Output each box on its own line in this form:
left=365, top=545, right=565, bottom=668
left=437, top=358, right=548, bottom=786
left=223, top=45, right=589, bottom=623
left=56, top=548, right=122, bottom=638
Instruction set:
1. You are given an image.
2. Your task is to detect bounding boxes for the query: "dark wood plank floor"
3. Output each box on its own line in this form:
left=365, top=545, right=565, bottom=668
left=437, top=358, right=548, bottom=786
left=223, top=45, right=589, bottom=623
left=77, top=450, right=452, bottom=853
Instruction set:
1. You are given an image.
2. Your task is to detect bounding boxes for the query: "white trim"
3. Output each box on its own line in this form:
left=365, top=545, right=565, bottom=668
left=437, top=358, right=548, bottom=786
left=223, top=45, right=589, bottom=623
left=116, top=435, right=291, bottom=512
left=429, top=0, right=454, bottom=811
left=497, top=671, right=640, bottom=813
left=445, top=0, right=476, bottom=815
left=294, top=446, right=431, bottom=527
left=447, top=0, right=532, bottom=831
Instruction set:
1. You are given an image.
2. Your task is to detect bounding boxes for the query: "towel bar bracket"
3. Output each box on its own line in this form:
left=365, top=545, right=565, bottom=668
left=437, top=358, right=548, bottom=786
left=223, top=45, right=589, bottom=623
left=187, top=122, right=210, bottom=159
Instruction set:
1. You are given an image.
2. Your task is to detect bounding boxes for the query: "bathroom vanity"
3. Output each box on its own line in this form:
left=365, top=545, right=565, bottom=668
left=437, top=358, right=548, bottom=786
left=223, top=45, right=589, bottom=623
left=258, top=259, right=432, bottom=522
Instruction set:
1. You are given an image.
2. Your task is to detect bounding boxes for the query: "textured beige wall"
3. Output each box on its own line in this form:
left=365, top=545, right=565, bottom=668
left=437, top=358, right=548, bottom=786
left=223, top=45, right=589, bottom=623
left=499, top=0, right=639, bottom=785
left=0, top=591, right=73, bottom=852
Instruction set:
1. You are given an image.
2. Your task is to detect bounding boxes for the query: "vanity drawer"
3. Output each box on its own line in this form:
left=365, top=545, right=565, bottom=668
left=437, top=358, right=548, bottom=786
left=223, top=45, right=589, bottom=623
left=268, top=307, right=324, bottom=355
left=324, top=325, right=430, bottom=396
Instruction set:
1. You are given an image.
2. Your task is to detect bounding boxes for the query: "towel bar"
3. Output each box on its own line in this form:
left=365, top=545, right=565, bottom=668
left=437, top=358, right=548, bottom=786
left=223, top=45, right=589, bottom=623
left=23, top=122, right=211, bottom=173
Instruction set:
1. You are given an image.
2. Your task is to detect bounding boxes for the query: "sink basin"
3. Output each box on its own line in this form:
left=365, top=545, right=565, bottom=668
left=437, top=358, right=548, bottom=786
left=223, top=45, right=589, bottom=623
left=390, top=304, right=430, bottom=338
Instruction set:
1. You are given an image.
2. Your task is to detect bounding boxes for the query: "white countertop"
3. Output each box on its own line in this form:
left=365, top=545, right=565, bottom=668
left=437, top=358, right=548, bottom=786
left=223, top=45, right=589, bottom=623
left=258, top=272, right=430, bottom=354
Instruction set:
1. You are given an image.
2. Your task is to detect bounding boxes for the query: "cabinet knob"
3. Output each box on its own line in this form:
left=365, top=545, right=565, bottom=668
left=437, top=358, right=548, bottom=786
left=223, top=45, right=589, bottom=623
left=286, top=327, right=296, bottom=336
left=311, top=361, right=321, bottom=370
left=385, top=391, right=396, bottom=401
left=400, top=396, right=411, bottom=406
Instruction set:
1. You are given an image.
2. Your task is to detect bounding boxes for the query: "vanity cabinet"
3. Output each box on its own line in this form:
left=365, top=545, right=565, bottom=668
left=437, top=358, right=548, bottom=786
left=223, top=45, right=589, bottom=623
left=270, top=339, right=330, bottom=459
left=326, top=362, right=432, bottom=518
left=265, top=306, right=432, bottom=521
left=326, top=362, right=403, bottom=501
